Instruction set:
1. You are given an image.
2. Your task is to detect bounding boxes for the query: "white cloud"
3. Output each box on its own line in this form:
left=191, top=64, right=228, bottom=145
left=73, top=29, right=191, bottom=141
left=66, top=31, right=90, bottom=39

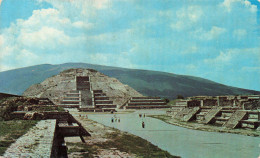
left=233, top=29, right=247, bottom=39
left=171, top=6, right=203, bottom=31
left=193, top=26, right=226, bottom=40
left=204, top=48, right=260, bottom=66
left=72, top=21, right=94, bottom=29
left=204, top=51, right=232, bottom=65
left=221, top=0, right=257, bottom=12
left=18, top=26, right=70, bottom=50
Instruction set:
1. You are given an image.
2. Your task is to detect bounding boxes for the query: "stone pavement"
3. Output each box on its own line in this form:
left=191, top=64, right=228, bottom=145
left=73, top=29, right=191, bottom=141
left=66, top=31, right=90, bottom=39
left=3, top=120, right=56, bottom=158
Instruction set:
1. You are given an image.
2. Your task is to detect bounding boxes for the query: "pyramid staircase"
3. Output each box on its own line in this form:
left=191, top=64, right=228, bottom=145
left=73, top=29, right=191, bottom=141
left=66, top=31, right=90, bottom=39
left=79, top=90, right=116, bottom=112
left=58, top=90, right=81, bottom=108
left=125, top=97, right=169, bottom=109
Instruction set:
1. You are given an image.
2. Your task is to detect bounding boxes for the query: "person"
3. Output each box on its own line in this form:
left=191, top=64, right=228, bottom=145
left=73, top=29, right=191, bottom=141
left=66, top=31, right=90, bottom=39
left=111, top=117, right=114, bottom=123
left=142, top=121, right=145, bottom=128
left=115, top=118, right=117, bottom=122
left=139, top=114, right=142, bottom=118
left=143, top=113, right=145, bottom=118
left=118, top=118, right=120, bottom=123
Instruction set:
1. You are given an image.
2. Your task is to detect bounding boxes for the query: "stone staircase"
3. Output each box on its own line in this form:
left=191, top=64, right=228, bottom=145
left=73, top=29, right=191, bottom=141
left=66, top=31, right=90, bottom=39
left=223, top=111, right=248, bottom=129
left=213, top=107, right=238, bottom=126
left=58, top=90, right=81, bottom=108
left=202, top=107, right=222, bottom=124
left=196, top=107, right=212, bottom=122
left=240, top=111, right=260, bottom=129
left=174, top=108, right=191, bottom=120
left=183, top=107, right=201, bottom=122
left=125, top=97, right=168, bottom=109
left=79, top=89, right=116, bottom=112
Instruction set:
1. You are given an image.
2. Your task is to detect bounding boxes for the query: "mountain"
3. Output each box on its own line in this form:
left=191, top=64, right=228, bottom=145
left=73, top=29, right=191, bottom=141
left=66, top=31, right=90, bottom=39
left=0, top=63, right=259, bottom=99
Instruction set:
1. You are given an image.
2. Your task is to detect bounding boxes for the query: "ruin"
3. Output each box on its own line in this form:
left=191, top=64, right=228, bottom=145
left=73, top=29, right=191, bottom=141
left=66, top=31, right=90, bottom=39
left=169, top=95, right=260, bottom=129
left=24, top=69, right=169, bottom=111
left=122, top=97, right=169, bottom=109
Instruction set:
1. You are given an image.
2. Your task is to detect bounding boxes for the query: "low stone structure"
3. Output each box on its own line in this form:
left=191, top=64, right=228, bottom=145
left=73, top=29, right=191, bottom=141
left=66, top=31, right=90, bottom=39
left=169, top=95, right=260, bottom=129
left=4, top=120, right=57, bottom=157
left=123, top=97, right=169, bottom=109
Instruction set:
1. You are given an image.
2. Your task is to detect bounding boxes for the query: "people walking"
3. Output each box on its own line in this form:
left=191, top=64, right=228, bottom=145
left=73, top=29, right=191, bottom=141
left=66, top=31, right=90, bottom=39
left=142, top=121, right=145, bottom=128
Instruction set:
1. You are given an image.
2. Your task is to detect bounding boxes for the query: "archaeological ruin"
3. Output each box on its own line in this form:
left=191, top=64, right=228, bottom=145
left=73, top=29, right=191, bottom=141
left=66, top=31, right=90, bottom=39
left=168, top=95, right=260, bottom=129
left=23, top=68, right=170, bottom=111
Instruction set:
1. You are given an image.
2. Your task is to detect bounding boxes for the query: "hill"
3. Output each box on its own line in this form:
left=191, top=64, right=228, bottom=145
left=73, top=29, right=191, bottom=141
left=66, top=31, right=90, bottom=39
left=0, top=63, right=259, bottom=99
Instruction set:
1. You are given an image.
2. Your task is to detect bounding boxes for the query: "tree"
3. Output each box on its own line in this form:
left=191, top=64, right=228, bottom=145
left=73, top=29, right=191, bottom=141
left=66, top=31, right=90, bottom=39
left=177, top=95, right=184, bottom=99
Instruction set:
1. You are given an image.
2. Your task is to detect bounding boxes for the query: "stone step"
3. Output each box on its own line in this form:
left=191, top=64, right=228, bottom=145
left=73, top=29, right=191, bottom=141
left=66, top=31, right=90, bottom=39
left=94, top=93, right=106, bottom=97
left=93, top=90, right=103, bottom=93
left=131, top=97, right=161, bottom=100
left=215, top=117, right=229, bottom=121
left=66, top=94, right=80, bottom=97
left=95, top=104, right=117, bottom=108
left=128, top=102, right=166, bottom=106
left=94, top=96, right=110, bottom=100
left=183, top=107, right=201, bottom=122
left=70, top=90, right=80, bottom=93
left=202, top=107, right=222, bottom=124
left=63, top=98, right=80, bottom=101
left=240, top=120, right=260, bottom=129
left=224, top=111, right=247, bottom=129
left=125, top=105, right=169, bottom=109
left=129, top=99, right=164, bottom=103
left=60, top=101, right=80, bottom=104
left=58, top=104, right=79, bottom=108
left=95, top=100, right=113, bottom=104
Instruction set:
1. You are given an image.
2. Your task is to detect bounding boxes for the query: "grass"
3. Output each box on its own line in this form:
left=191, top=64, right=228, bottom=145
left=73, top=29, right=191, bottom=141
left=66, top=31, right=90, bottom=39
left=33, top=105, right=65, bottom=112
left=0, top=120, right=38, bottom=155
left=67, top=130, right=180, bottom=158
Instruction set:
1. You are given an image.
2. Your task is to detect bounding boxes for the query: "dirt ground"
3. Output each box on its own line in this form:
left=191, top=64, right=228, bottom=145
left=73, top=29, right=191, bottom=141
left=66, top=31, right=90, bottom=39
left=65, top=115, right=136, bottom=158
left=65, top=112, right=177, bottom=158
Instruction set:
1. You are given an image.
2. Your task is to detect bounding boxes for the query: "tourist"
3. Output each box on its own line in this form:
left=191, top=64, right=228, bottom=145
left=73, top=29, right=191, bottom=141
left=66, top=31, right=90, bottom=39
left=142, top=121, right=145, bottom=128
left=118, top=118, right=120, bottom=123
left=111, top=117, right=114, bottom=123
left=143, top=113, right=145, bottom=118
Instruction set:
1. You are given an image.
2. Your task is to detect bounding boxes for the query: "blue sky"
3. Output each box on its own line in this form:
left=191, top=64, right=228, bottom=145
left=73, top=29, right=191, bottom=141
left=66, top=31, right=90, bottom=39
left=0, top=0, right=259, bottom=91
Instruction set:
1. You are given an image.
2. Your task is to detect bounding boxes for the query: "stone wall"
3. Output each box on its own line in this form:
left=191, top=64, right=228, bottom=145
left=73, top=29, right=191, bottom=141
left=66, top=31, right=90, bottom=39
left=4, top=120, right=57, bottom=157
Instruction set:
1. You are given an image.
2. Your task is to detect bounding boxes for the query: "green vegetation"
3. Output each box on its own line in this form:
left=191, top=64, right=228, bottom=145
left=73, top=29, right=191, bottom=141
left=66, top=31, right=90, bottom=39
left=0, top=97, right=23, bottom=121
left=1, top=63, right=259, bottom=98
left=0, top=120, right=38, bottom=155
left=67, top=130, right=179, bottom=158
left=176, top=95, right=184, bottom=99
left=167, top=99, right=182, bottom=105
left=32, top=105, right=65, bottom=112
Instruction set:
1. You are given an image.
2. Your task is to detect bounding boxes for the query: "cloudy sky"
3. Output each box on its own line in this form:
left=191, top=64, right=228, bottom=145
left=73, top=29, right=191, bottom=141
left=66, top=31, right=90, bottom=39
left=0, top=0, right=259, bottom=91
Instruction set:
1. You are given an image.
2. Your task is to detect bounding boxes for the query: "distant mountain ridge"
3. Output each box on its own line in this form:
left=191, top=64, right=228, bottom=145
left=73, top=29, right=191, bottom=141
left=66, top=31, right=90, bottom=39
left=0, top=63, right=259, bottom=99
